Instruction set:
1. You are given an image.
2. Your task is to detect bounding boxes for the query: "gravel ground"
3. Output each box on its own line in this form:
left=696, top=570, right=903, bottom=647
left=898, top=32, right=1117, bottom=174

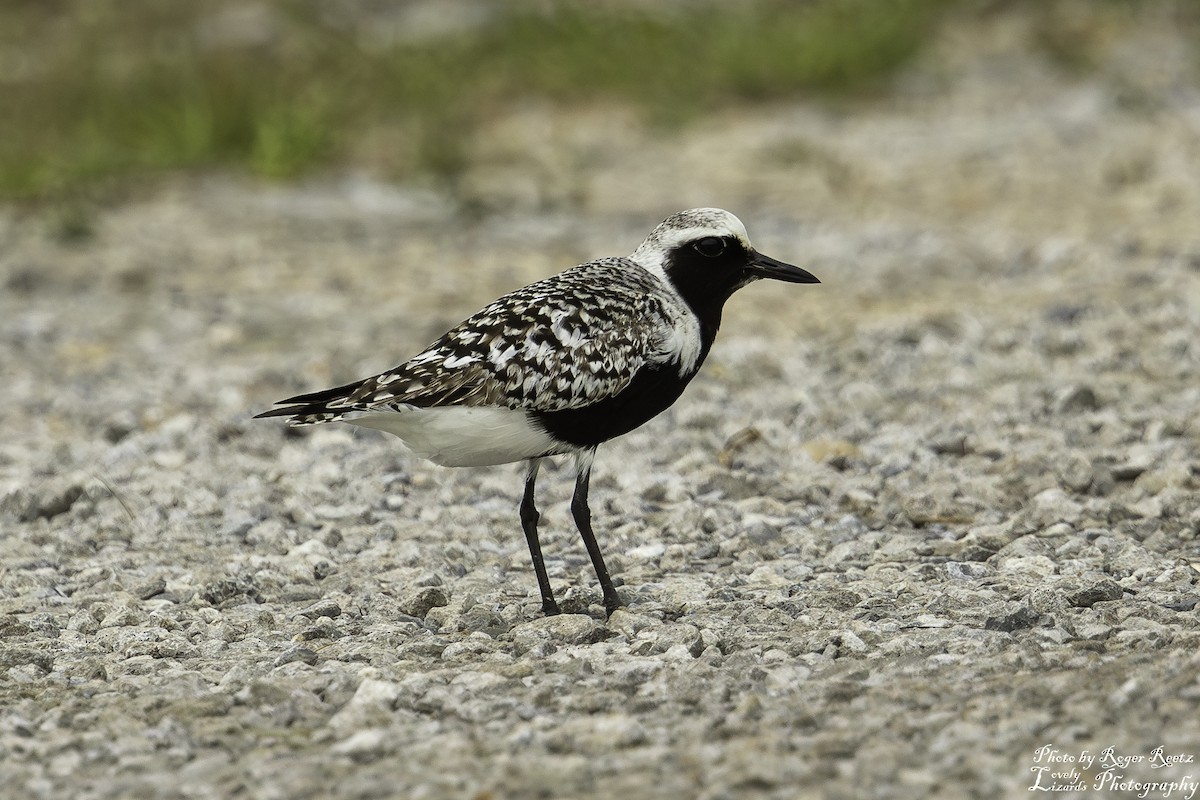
left=3, top=11, right=1200, bottom=800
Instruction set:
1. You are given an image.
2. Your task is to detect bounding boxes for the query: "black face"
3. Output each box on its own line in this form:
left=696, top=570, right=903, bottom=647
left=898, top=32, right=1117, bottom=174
left=664, top=235, right=750, bottom=311
left=664, top=235, right=818, bottom=318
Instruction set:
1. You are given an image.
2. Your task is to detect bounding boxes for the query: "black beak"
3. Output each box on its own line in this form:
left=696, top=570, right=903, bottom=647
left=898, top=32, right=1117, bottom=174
left=745, top=251, right=820, bottom=284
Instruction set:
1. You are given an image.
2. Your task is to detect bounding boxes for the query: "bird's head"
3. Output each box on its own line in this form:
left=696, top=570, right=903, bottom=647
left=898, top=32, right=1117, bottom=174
left=631, top=208, right=818, bottom=312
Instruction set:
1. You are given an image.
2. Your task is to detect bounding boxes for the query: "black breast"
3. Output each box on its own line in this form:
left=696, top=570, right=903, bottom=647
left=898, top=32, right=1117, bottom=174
left=532, top=363, right=700, bottom=448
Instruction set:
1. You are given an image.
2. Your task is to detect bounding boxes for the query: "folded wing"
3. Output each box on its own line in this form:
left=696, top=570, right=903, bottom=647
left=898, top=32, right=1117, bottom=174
left=254, top=259, right=670, bottom=424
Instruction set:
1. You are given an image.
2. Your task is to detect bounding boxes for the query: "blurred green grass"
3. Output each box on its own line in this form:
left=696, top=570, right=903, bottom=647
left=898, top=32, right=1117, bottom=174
left=1, top=0, right=1180, bottom=202
left=0, top=0, right=962, bottom=200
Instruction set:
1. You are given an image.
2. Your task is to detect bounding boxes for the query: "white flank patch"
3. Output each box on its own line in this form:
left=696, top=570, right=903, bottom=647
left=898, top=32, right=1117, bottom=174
left=655, top=299, right=704, bottom=375
left=344, top=405, right=566, bottom=467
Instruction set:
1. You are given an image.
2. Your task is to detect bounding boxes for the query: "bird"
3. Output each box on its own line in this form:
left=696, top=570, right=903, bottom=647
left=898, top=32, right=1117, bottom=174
left=255, top=208, right=818, bottom=617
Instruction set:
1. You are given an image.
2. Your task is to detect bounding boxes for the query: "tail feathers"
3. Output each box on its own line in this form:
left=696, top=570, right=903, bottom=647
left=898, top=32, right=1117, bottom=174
left=251, top=405, right=351, bottom=424
left=253, top=378, right=367, bottom=424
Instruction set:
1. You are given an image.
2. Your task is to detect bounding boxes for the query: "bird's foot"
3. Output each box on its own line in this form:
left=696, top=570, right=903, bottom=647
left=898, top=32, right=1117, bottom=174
left=602, top=591, right=623, bottom=618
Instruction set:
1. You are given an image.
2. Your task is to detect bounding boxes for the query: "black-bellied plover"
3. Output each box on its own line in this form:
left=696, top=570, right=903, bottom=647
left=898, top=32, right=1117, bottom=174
left=256, top=208, right=818, bottom=616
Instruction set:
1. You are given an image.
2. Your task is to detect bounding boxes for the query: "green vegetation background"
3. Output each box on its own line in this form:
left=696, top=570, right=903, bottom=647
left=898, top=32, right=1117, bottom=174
left=0, top=0, right=1183, bottom=202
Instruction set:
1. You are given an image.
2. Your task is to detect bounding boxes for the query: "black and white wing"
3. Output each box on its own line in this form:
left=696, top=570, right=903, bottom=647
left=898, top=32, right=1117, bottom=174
left=254, top=259, right=678, bottom=424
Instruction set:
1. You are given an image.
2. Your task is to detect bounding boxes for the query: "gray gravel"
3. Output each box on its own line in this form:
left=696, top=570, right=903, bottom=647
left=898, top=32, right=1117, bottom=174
left=3, top=11, right=1200, bottom=800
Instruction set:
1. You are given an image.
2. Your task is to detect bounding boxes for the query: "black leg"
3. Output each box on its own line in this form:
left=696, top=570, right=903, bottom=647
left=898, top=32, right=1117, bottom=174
left=520, top=459, right=560, bottom=616
left=570, top=449, right=622, bottom=616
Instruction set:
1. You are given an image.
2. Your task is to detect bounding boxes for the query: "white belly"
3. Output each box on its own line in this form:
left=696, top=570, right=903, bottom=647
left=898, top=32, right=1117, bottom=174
left=345, top=405, right=567, bottom=467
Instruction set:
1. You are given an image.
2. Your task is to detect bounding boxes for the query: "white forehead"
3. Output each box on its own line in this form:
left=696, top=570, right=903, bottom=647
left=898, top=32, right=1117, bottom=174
left=631, top=208, right=751, bottom=262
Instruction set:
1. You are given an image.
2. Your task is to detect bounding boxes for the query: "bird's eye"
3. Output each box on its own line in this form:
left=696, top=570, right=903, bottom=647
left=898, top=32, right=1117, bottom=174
left=693, top=237, right=726, bottom=258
